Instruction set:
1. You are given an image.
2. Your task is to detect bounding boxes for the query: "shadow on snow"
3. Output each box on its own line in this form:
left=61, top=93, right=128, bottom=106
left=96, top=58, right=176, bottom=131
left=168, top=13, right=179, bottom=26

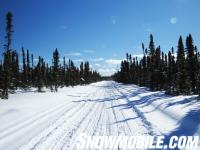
left=73, top=83, right=200, bottom=147
left=161, top=108, right=200, bottom=150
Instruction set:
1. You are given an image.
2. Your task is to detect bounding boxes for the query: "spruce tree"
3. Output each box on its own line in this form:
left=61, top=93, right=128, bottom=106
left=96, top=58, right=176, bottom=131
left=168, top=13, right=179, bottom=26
left=113, top=34, right=200, bottom=96
left=27, top=49, right=31, bottom=85
left=80, top=62, right=84, bottom=84
left=2, top=12, right=14, bottom=99
left=11, top=50, right=19, bottom=89
left=21, top=47, right=27, bottom=87
left=84, top=62, right=90, bottom=84
left=31, top=54, right=34, bottom=85
left=0, top=61, right=3, bottom=97
left=148, top=34, right=156, bottom=90
left=186, top=34, right=197, bottom=93
left=53, top=48, right=59, bottom=91
left=167, top=48, right=176, bottom=93
left=36, top=57, right=43, bottom=92
left=176, top=36, right=190, bottom=94
left=0, top=12, right=102, bottom=98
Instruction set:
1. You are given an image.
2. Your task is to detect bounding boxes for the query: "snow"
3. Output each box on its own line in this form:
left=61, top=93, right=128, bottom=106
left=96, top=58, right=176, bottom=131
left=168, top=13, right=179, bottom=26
left=0, top=81, right=199, bottom=150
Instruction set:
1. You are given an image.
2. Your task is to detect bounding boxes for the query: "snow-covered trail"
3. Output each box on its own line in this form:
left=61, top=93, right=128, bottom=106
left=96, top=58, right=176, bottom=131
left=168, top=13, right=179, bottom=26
left=0, top=81, right=199, bottom=150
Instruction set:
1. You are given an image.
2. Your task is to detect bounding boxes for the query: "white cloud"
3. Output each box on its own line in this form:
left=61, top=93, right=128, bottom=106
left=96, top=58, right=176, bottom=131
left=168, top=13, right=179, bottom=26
left=84, top=50, right=95, bottom=53
left=59, top=58, right=64, bottom=62
left=105, top=59, right=122, bottom=65
left=132, top=54, right=144, bottom=58
left=95, top=63, right=101, bottom=67
left=170, top=17, right=177, bottom=24
left=97, top=68, right=117, bottom=76
left=65, top=52, right=82, bottom=56
left=33, top=58, right=39, bottom=62
left=111, top=16, right=117, bottom=25
left=60, top=25, right=67, bottom=30
left=73, top=59, right=84, bottom=62
left=90, top=57, right=104, bottom=62
left=59, top=58, right=83, bottom=62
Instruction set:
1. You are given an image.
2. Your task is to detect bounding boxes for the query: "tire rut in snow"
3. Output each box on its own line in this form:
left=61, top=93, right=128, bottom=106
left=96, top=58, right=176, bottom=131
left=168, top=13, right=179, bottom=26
left=0, top=100, right=75, bottom=142
left=19, top=88, right=99, bottom=150
left=59, top=87, right=106, bottom=150
left=19, top=100, right=87, bottom=150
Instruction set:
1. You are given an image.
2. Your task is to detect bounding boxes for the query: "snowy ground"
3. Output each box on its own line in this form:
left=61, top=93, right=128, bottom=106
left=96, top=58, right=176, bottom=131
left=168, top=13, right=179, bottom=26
left=0, top=81, right=199, bottom=150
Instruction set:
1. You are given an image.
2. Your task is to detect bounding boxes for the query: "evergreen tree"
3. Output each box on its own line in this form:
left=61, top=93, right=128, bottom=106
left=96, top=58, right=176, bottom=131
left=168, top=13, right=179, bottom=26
left=11, top=50, right=19, bottom=89
left=31, top=54, right=34, bottom=85
left=148, top=34, right=156, bottom=90
left=35, top=57, right=43, bottom=92
left=113, top=34, right=200, bottom=96
left=26, top=49, right=31, bottom=85
left=0, top=12, right=102, bottom=99
left=0, top=61, right=3, bottom=97
left=21, top=47, right=27, bottom=87
left=154, top=46, right=161, bottom=90
left=186, top=34, right=197, bottom=92
left=84, top=62, right=90, bottom=84
left=80, top=62, right=84, bottom=84
left=2, top=12, right=14, bottom=99
left=53, top=48, right=59, bottom=91
left=176, top=36, right=191, bottom=94
left=166, top=48, right=176, bottom=94
left=4, top=12, right=13, bottom=51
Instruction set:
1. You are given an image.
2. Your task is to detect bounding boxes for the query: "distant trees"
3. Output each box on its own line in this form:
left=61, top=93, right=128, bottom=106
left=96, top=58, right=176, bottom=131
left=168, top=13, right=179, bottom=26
left=113, top=34, right=200, bottom=95
left=0, top=12, right=101, bottom=99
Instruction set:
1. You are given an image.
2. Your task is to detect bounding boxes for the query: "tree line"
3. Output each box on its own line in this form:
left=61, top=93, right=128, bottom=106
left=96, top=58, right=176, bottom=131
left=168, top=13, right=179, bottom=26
left=0, top=12, right=101, bottom=99
left=113, top=34, right=200, bottom=95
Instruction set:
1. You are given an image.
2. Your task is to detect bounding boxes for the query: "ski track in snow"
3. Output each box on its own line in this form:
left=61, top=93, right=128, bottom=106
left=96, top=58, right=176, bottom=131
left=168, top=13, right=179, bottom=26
left=0, top=81, right=199, bottom=150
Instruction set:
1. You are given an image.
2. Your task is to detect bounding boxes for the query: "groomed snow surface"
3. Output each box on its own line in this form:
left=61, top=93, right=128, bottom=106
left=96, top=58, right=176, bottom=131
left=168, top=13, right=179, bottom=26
left=0, top=81, right=199, bottom=150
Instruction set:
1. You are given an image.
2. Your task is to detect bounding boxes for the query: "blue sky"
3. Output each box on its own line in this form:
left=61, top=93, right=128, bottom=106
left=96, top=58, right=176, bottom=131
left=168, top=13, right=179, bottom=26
left=1, top=0, right=200, bottom=76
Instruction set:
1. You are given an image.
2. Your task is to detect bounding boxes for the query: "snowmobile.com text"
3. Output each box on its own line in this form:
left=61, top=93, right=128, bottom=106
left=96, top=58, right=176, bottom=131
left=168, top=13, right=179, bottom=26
left=76, top=134, right=199, bottom=149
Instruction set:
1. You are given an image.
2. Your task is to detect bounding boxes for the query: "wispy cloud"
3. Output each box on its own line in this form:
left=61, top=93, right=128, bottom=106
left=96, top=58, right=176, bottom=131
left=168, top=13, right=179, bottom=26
left=90, top=57, right=104, bottom=62
left=60, top=25, right=67, bottom=30
left=105, top=59, right=122, bottom=65
left=84, top=49, right=95, bottom=53
left=58, top=58, right=84, bottom=62
left=111, top=16, right=117, bottom=25
left=170, top=17, right=177, bottom=24
left=95, top=63, right=101, bottom=67
left=73, top=59, right=84, bottom=62
left=65, top=52, right=82, bottom=56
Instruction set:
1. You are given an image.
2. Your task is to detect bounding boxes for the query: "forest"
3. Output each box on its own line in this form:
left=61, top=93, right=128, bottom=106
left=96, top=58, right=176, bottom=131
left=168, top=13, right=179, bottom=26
left=113, top=34, right=200, bottom=96
left=1, top=11, right=200, bottom=99
left=0, top=12, right=101, bottom=99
